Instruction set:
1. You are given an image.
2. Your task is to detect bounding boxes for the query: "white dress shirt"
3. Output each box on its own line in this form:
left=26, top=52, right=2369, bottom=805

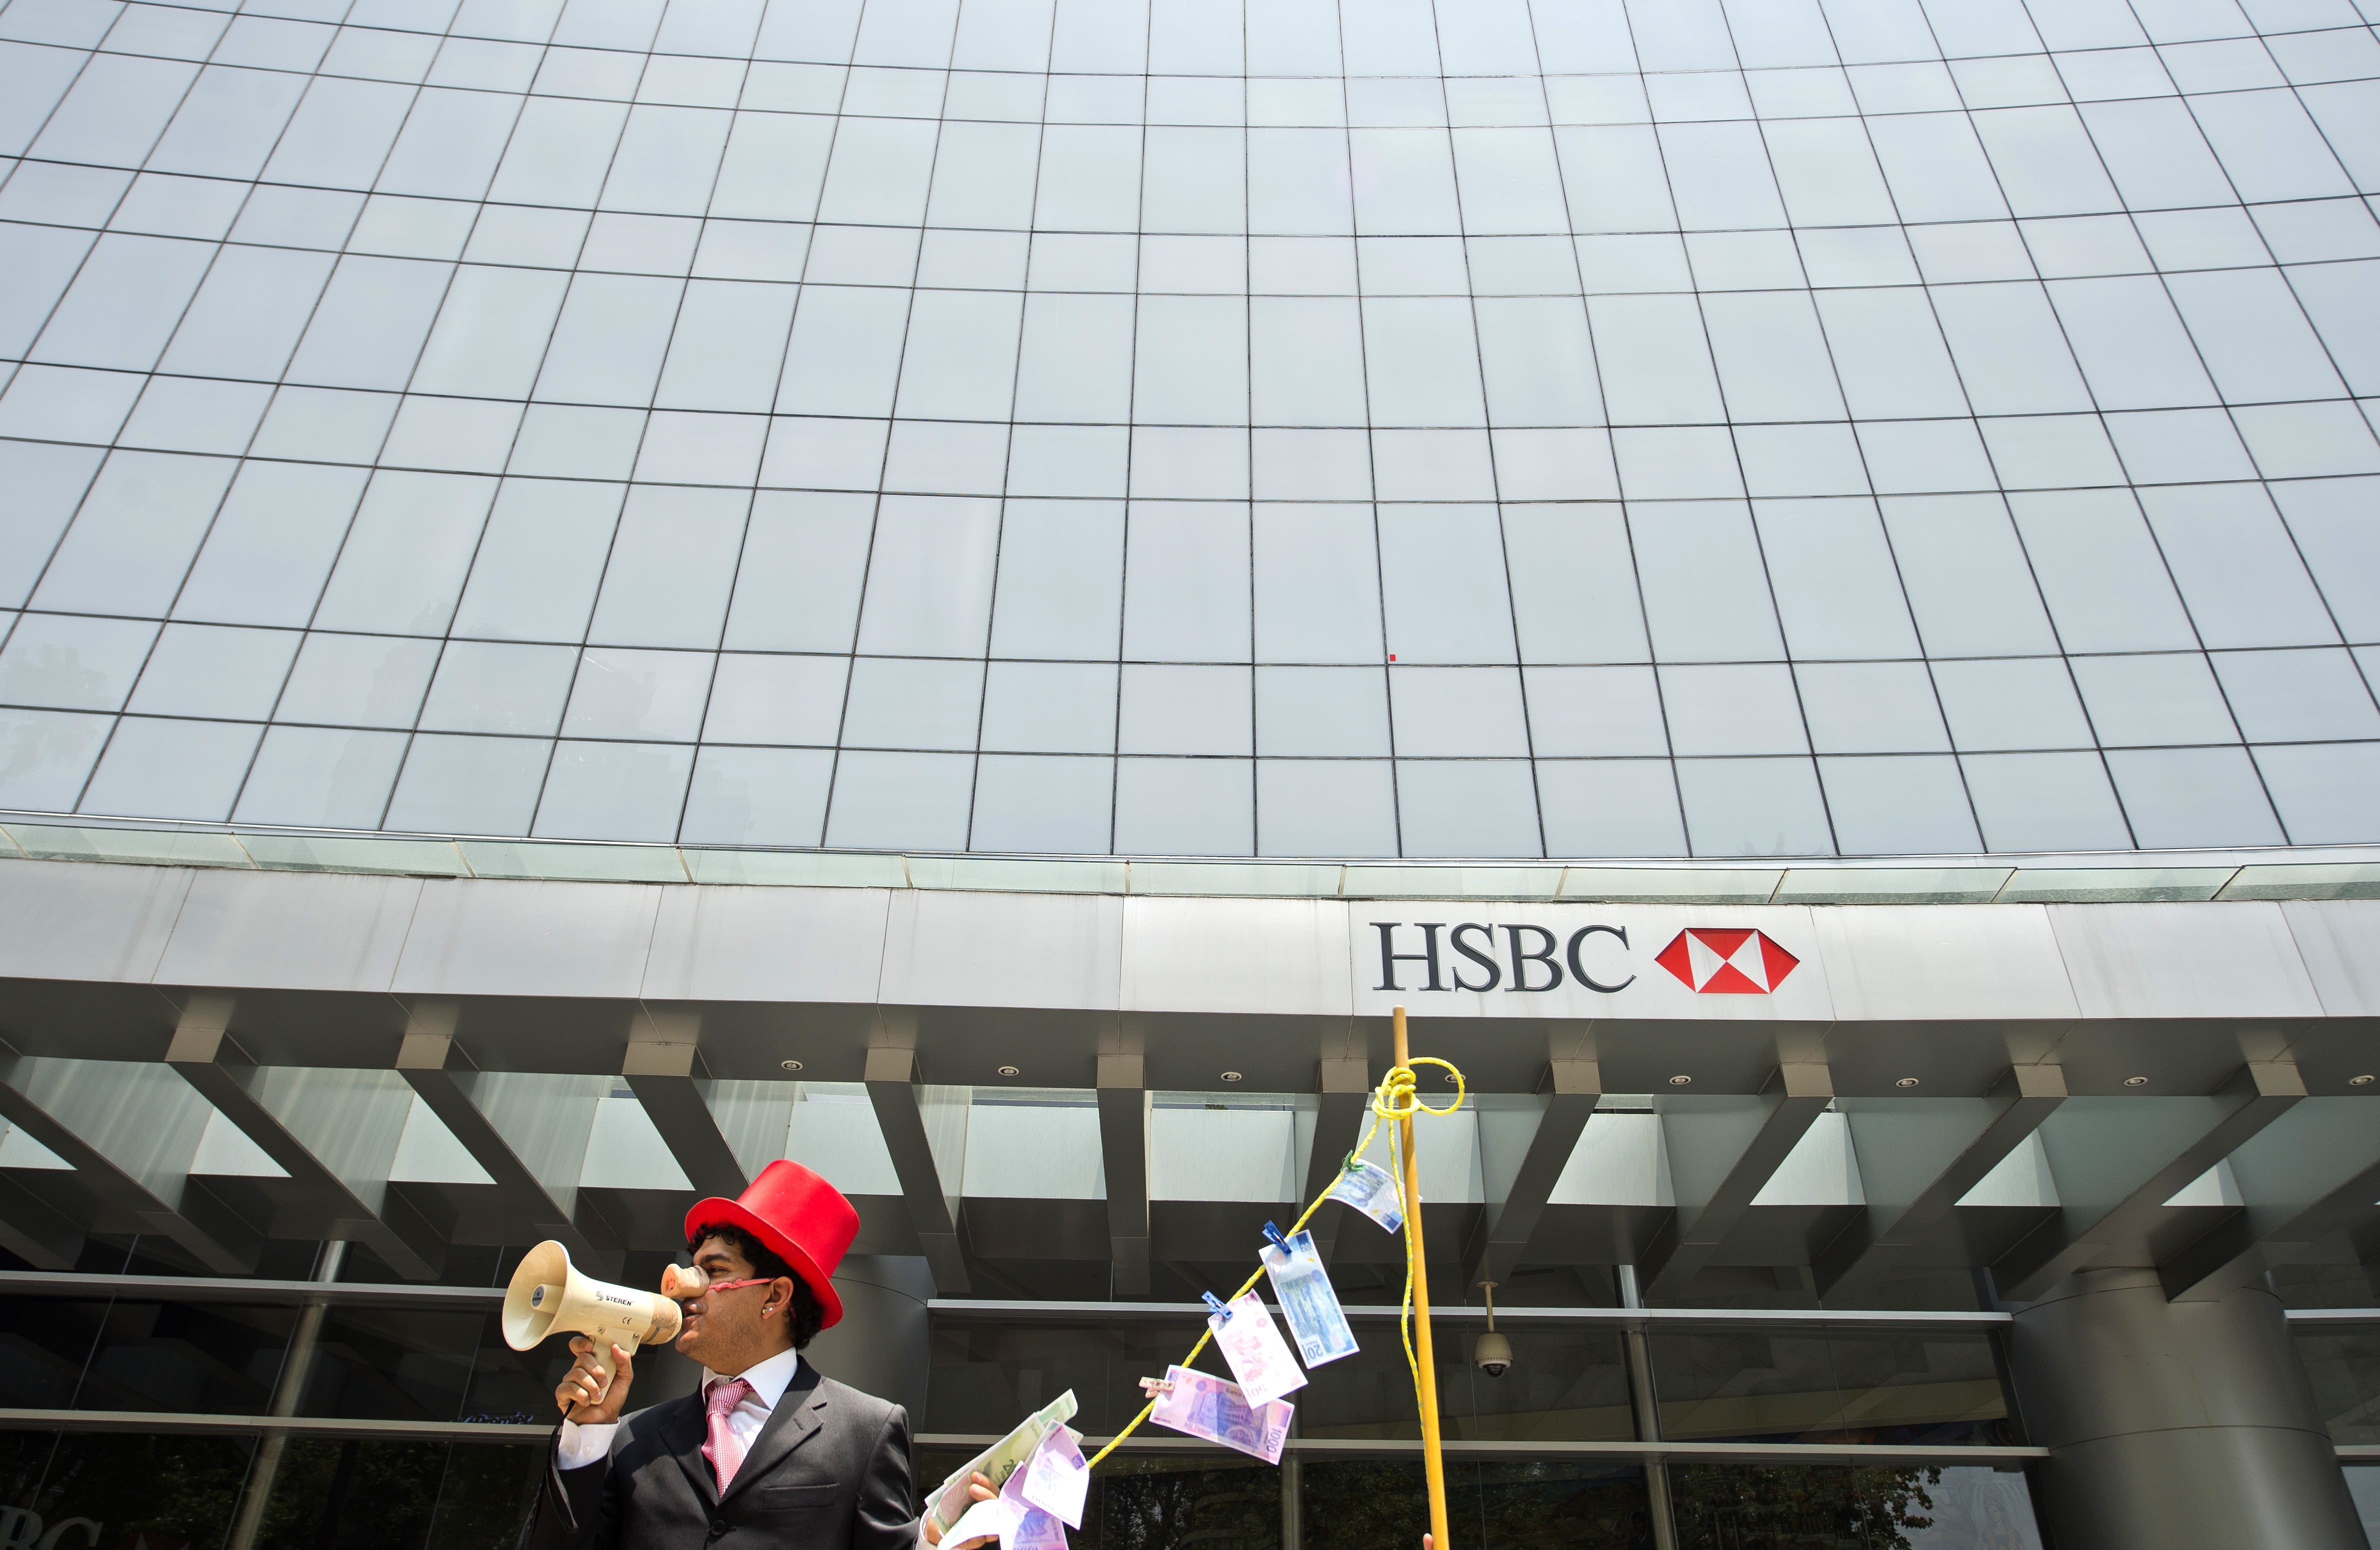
left=556, top=1344, right=802, bottom=1471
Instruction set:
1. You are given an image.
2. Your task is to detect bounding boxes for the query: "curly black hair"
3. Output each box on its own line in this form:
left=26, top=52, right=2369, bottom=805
left=686, top=1222, right=827, bottom=1350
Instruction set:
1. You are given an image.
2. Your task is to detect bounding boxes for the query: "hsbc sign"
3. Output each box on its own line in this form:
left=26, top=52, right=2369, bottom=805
left=1370, top=921, right=1800, bottom=996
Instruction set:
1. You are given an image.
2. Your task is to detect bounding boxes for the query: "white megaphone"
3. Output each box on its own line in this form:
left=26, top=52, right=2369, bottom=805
left=504, top=1240, right=685, bottom=1394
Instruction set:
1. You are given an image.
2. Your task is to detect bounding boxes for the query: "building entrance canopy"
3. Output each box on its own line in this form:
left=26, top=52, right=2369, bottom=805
left=0, top=852, right=2374, bottom=1316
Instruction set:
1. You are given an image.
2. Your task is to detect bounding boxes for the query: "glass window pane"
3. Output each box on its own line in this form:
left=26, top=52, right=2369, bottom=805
left=1502, top=504, right=1649, bottom=664
left=1795, top=660, right=1948, bottom=752
left=850, top=496, right=999, bottom=656
left=2211, top=647, right=2380, bottom=741
left=1934, top=658, right=2096, bottom=750
left=234, top=725, right=409, bottom=827
left=0, top=441, right=103, bottom=608
left=1820, top=753, right=1983, bottom=853
left=1119, top=663, right=1252, bottom=754
left=30, top=450, right=237, bottom=616
left=30, top=233, right=214, bottom=372
left=1880, top=494, right=2060, bottom=656
left=980, top=661, right=1116, bottom=754
left=534, top=740, right=694, bottom=840
left=1254, top=758, right=1394, bottom=855
left=1524, top=665, right=1668, bottom=757
left=1754, top=498, right=1924, bottom=658
left=970, top=753, right=1113, bottom=852
left=896, top=290, right=1024, bottom=421
left=1250, top=504, right=1382, bottom=664
left=80, top=716, right=262, bottom=820
left=419, top=640, right=580, bottom=734
left=1538, top=758, right=1688, bottom=856
left=586, top=486, right=749, bottom=648
left=680, top=744, right=834, bottom=844
left=314, top=472, right=498, bottom=636
left=277, top=632, right=442, bottom=728
left=1124, top=502, right=1252, bottom=662
left=1376, top=505, right=1519, bottom=664
left=826, top=748, right=974, bottom=847
left=0, top=706, right=110, bottom=808
left=1675, top=756, right=1834, bottom=854
left=0, top=613, right=158, bottom=711
left=1586, top=294, right=1726, bottom=424
left=1115, top=756, right=1252, bottom=854
left=126, top=623, right=298, bottom=720
left=2106, top=745, right=2285, bottom=846
left=2274, top=478, right=2380, bottom=642
left=451, top=480, right=626, bottom=644
left=2255, top=743, right=2380, bottom=844
left=2009, top=490, right=2200, bottom=652
left=1961, top=750, right=2133, bottom=849
left=1630, top=502, right=1787, bottom=662
left=714, top=490, right=872, bottom=652
left=1660, top=664, right=1810, bottom=755
left=1394, top=758, right=1542, bottom=857
left=560, top=646, right=714, bottom=740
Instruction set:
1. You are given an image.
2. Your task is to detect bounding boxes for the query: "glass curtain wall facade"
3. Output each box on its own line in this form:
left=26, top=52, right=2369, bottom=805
left=3, top=0, right=2380, bottom=862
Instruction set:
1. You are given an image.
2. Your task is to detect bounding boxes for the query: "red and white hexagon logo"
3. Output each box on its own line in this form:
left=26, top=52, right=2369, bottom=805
left=1654, top=929, right=1800, bottom=994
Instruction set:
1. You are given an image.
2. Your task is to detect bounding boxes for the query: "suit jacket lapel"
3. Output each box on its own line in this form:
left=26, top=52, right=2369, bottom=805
left=665, top=1392, right=720, bottom=1510
left=719, top=1362, right=827, bottom=1509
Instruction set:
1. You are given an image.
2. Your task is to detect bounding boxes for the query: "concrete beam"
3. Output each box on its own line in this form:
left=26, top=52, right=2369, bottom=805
left=1462, top=1059, right=1600, bottom=1286
left=1998, top=1060, right=2304, bottom=1302
left=1096, top=1052, right=1149, bottom=1296
left=167, top=997, right=440, bottom=1280
left=0, top=1172, right=85, bottom=1269
left=622, top=1008, right=746, bottom=1200
left=0, top=1048, right=260, bottom=1274
left=2158, top=1094, right=2380, bottom=1300
left=1815, top=1064, right=2068, bottom=1298
left=864, top=1043, right=970, bottom=1294
left=394, top=1004, right=602, bottom=1262
left=1302, top=1057, right=1372, bottom=1264
left=1642, top=1062, right=1832, bottom=1300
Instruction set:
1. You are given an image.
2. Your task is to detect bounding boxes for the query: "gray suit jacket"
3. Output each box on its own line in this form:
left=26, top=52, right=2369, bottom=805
left=520, top=1362, right=917, bottom=1550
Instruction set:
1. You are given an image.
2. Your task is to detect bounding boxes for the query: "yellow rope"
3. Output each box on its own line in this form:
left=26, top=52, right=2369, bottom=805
left=1080, top=1058, right=1464, bottom=1472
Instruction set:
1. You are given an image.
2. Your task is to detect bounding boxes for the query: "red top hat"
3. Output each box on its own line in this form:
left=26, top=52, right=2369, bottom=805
left=685, top=1160, right=859, bottom=1330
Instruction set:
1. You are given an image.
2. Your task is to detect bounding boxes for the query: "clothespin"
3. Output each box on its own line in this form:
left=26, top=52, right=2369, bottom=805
left=1202, top=1291, right=1232, bottom=1321
left=1261, top=1221, right=1290, bottom=1252
left=1138, top=1376, right=1176, bottom=1396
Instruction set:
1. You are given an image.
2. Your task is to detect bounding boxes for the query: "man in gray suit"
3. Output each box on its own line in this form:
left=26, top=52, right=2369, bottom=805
left=521, top=1160, right=928, bottom=1550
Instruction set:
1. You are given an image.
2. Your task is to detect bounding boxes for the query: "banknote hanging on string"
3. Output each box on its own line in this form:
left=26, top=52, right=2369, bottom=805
left=1260, top=1224, right=1358, bottom=1367
left=1143, top=1365, right=1294, bottom=1464
left=1204, top=1290, right=1308, bottom=1407
left=1327, top=1155, right=1404, bottom=1232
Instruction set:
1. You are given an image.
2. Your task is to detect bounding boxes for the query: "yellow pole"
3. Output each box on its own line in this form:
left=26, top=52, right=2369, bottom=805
left=1394, top=1005, right=1452, bottom=1550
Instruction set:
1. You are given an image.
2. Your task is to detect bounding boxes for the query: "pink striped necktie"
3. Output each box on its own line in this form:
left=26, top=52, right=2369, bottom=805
left=701, top=1378, right=755, bottom=1490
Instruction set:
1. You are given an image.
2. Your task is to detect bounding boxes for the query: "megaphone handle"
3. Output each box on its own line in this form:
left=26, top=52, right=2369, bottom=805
left=590, top=1334, right=632, bottom=1390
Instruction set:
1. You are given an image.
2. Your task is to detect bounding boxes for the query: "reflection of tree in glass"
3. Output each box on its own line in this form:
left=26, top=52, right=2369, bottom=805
left=1080, top=1457, right=1282, bottom=1550
left=1669, top=1463, right=1939, bottom=1550
left=20, top=1432, right=254, bottom=1548
left=1302, top=1459, right=1654, bottom=1550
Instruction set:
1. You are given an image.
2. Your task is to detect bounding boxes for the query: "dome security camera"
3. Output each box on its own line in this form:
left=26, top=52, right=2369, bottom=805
left=1472, top=1280, right=1514, bottom=1378
left=1474, top=1330, right=1514, bottom=1378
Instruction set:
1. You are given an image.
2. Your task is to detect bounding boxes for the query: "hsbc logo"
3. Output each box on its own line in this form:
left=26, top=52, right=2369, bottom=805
left=1654, top=928, right=1799, bottom=994
left=1371, top=921, right=1802, bottom=996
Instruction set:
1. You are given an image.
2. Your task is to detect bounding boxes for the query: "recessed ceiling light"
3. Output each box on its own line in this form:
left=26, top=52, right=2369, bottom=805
left=1668, top=1074, right=1692, bottom=1086
left=779, top=1059, right=804, bottom=1072
left=2350, top=1074, right=2374, bottom=1087
left=2124, top=1075, right=2149, bottom=1087
left=1895, top=1076, right=1920, bottom=1088
left=997, top=1064, right=1020, bottom=1077
left=1220, top=1070, right=1244, bottom=1083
